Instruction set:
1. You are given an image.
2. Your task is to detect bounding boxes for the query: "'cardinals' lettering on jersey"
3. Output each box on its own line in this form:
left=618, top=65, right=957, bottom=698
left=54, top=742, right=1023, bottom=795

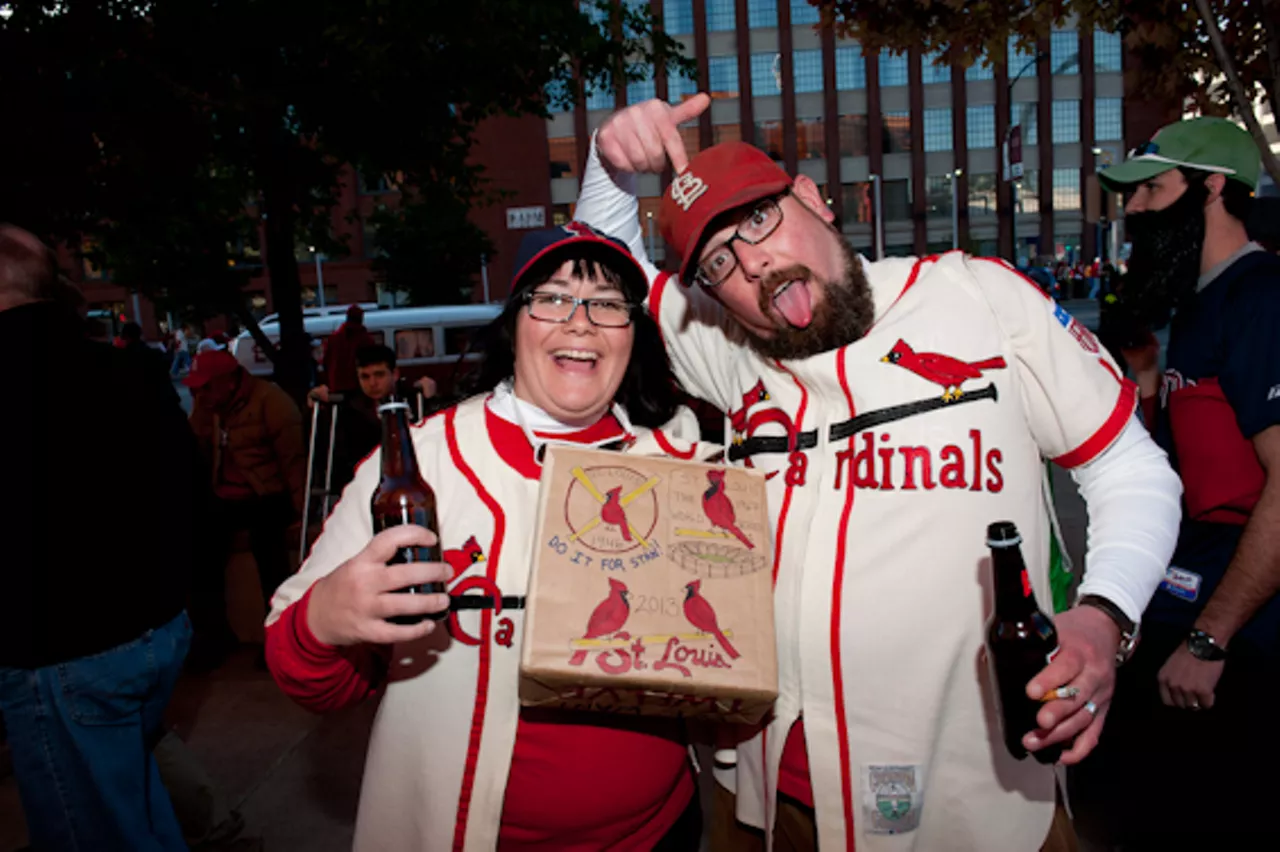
left=833, top=429, right=1004, bottom=493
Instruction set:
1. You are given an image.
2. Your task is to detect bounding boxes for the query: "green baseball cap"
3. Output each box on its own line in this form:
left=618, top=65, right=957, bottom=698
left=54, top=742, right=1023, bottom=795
left=1098, top=116, right=1260, bottom=192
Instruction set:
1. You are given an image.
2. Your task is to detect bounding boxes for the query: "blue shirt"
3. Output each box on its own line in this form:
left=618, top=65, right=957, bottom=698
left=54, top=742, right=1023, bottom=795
left=1145, top=247, right=1280, bottom=653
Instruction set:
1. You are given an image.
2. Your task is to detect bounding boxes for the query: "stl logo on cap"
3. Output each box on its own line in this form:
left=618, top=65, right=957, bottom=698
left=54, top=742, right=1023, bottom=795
left=670, top=171, right=709, bottom=212
left=562, top=221, right=602, bottom=238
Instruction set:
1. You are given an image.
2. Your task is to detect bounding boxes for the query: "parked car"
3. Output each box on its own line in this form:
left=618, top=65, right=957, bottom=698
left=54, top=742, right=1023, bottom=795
left=232, top=302, right=503, bottom=396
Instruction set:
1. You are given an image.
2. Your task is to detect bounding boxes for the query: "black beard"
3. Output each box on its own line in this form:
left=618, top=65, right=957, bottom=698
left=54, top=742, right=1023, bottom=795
left=743, top=239, right=875, bottom=360
left=1119, top=181, right=1207, bottom=329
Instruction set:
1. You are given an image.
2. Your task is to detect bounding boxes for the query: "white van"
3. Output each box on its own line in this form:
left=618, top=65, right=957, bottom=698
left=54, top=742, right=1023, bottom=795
left=232, top=303, right=503, bottom=391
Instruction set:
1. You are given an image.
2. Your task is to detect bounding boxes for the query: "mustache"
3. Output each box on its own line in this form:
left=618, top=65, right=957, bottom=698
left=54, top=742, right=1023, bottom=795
left=758, top=265, right=816, bottom=312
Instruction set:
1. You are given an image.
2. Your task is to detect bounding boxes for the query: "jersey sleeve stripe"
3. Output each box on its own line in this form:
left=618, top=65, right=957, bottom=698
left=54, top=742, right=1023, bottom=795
left=1054, top=379, right=1139, bottom=469
left=648, top=270, right=674, bottom=347
left=653, top=428, right=697, bottom=460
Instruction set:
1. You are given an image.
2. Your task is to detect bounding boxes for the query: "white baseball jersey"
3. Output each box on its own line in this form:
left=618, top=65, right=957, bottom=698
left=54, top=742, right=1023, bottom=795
left=266, top=396, right=710, bottom=851
left=575, top=148, right=1136, bottom=852
left=659, top=254, right=1134, bottom=850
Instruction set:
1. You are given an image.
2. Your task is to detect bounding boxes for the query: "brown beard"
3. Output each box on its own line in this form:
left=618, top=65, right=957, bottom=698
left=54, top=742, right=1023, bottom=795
left=743, top=238, right=875, bottom=360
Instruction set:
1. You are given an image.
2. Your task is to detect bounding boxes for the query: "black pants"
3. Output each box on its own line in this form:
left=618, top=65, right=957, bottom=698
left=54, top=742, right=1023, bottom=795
left=189, top=493, right=295, bottom=644
left=1068, top=622, right=1280, bottom=849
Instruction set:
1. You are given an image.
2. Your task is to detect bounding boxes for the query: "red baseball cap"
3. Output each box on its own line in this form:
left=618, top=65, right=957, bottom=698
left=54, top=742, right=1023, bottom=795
left=183, top=349, right=240, bottom=388
left=658, top=141, right=793, bottom=285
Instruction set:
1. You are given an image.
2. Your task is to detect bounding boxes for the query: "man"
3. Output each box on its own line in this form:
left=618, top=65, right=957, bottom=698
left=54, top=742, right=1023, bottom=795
left=116, top=320, right=180, bottom=405
left=308, top=343, right=439, bottom=489
left=323, top=304, right=375, bottom=394
left=576, top=95, right=1183, bottom=850
left=0, top=224, right=200, bottom=851
left=1069, top=117, right=1280, bottom=847
left=185, top=348, right=307, bottom=669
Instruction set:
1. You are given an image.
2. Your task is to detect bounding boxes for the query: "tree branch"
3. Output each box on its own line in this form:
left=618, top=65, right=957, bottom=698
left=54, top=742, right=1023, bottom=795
left=1193, top=0, right=1280, bottom=188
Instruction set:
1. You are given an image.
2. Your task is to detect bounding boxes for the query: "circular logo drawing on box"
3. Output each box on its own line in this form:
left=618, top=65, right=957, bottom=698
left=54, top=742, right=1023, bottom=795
left=670, top=541, right=769, bottom=579
left=564, top=465, right=660, bottom=554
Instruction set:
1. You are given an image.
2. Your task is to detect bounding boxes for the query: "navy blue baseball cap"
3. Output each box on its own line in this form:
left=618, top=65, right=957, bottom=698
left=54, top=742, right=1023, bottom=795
left=509, top=222, right=649, bottom=303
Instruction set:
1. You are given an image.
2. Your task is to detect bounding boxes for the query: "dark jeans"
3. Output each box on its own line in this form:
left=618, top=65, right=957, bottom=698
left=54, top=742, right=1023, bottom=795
left=190, top=492, right=295, bottom=645
left=1069, top=621, right=1280, bottom=849
left=0, top=612, right=191, bottom=852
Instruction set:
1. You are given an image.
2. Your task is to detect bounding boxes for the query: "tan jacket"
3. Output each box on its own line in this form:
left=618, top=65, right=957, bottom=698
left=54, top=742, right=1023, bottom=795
left=191, top=374, right=307, bottom=514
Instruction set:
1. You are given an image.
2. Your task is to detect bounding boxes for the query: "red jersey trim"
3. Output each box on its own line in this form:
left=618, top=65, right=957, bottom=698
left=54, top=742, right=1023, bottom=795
left=829, top=348, right=859, bottom=844
left=649, top=271, right=674, bottom=347
left=486, top=405, right=626, bottom=481
left=446, top=407, right=508, bottom=852
left=768, top=360, right=809, bottom=587
left=971, top=256, right=1054, bottom=302
left=653, top=429, right=697, bottom=460
left=870, top=257, right=931, bottom=333
left=1053, top=379, right=1138, bottom=469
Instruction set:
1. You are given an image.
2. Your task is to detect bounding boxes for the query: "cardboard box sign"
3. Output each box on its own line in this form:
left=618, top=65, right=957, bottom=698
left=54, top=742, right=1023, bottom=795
left=519, top=445, right=779, bottom=724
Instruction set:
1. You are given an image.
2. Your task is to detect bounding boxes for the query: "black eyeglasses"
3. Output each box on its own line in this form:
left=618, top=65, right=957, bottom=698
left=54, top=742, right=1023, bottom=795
left=523, top=291, right=635, bottom=328
left=692, top=195, right=787, bottom=289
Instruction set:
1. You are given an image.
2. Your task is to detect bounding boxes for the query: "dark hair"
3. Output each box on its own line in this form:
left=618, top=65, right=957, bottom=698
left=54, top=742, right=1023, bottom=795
left=466, top=253, right=681, bottom=429
left=0, top=224, right=57, bottom=301
left=1178, top=167, right=1253, bottom=225
left=355, top=343, right=396, bottom=370
left=120, top=321, right=143, bottom=342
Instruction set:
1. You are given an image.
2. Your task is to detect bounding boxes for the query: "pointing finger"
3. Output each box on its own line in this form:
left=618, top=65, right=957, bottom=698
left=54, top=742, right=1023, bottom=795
left=670, top=92, right=711, bottom=125
left=665, top=94, right=710, bottom=173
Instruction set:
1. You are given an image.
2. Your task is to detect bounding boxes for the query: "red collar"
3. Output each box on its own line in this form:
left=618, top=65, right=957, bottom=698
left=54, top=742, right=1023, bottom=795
left=485, top=405, right=628, bottom=480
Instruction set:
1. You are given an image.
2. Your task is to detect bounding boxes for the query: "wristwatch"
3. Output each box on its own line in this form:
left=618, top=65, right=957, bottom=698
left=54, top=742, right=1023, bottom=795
left=1077, top=594, right=1140, bottom=665
left=1186, top=629, right=1228, bottom=661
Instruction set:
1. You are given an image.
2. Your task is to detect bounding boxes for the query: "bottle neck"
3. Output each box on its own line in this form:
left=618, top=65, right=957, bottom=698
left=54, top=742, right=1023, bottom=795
left=380, top=404, right=420, bottom=480
left=991, top=545, right=1036, bottom=615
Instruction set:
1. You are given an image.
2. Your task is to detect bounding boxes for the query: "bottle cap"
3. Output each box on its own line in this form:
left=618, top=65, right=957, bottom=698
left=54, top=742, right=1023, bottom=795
left=986, top=520, right=1022, bottom=548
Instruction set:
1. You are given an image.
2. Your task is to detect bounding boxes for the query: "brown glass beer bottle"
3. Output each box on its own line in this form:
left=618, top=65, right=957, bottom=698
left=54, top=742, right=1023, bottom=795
left=985, top=521, right=1063, bottom=764
left=371, top=398, right=447, bottom=625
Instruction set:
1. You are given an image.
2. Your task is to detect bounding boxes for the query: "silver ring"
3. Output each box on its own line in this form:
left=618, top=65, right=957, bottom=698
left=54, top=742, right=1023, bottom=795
left=1189, top=701, right=1201, bottom=711
left=1083, top=700, right=1098, bottom=716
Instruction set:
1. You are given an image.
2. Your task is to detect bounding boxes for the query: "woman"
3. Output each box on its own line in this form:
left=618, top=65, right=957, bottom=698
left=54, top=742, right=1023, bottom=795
left=264, top=223, right=714, bottom=851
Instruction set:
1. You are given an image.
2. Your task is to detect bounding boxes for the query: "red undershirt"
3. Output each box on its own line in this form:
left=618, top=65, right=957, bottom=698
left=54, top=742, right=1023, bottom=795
left=778, top=718, right=814, bottom=808
left=265, top=403, right=694, bottom=850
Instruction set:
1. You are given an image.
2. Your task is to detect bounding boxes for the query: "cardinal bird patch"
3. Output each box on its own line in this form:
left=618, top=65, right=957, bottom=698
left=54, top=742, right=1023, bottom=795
left=881, top=339, right=1007, bottom=402
left=444, top=535, right=487, bottom=581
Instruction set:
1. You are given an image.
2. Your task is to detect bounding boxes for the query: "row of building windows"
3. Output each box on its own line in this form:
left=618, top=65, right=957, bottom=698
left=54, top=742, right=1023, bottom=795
left=655, top=2, right=1123, bottom=72
left=679, top=0, right=820, bottom=33
left=571, top=87, right=1120, bottom=160
left=566, top=32, right=1123, bottom=111
left=834, top=166, right=1081, bottom=226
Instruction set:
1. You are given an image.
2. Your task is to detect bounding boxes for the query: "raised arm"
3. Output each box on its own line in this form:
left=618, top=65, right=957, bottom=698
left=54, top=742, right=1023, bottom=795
left=576, top=94, right=710, bottom=280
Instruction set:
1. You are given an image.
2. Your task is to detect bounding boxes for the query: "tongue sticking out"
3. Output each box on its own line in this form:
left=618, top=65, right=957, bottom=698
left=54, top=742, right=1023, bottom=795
left=772, top=280, right=813, bottom=329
